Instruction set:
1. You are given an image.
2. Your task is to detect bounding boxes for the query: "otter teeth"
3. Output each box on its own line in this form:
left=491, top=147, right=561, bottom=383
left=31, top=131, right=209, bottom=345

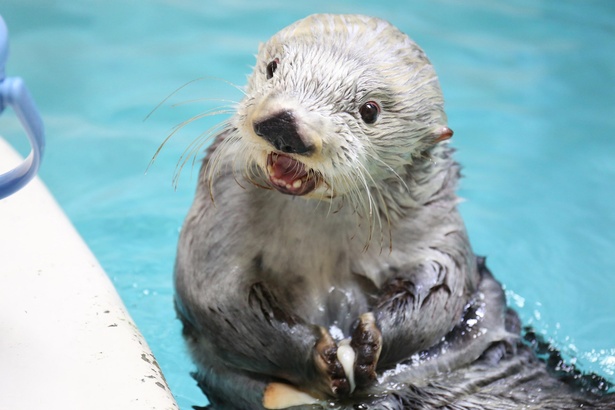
left=271, top=177, right=301, bottom=189
left=270, top=176, right=304, bottom=191
left=266, top=152, right=318, bottom=195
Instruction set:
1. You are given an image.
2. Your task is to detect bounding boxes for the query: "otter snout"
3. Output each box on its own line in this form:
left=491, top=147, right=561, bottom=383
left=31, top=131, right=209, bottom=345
left=253, top=111, right=314, bottom=155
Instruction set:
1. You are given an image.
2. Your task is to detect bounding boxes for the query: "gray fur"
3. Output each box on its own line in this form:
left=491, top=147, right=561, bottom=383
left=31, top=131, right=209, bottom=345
left=174, top=14, right=614, bottom=409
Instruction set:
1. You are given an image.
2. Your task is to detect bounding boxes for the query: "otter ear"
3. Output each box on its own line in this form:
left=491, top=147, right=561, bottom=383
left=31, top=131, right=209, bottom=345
left=433, top=126, right=453, bottom=144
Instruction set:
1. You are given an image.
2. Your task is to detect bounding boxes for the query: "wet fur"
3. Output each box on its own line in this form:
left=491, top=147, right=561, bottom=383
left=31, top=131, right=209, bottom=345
left=174, top=14, right=615, bottom=409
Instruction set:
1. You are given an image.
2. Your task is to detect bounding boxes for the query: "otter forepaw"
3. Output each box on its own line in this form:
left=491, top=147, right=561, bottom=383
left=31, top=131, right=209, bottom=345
left=314, top=327, right=351, bottom=397
left=351, top=312, right=382, bottom=389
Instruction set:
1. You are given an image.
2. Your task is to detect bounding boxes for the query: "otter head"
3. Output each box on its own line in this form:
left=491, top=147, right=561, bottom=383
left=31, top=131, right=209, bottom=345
left=227, top=14, right=452, bottom=199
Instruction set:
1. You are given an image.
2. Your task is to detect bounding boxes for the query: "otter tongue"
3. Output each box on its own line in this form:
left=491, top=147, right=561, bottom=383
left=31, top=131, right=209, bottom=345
left=266, top=153, right=316, bottom=196
left=268, top=153, right=307, bottom=185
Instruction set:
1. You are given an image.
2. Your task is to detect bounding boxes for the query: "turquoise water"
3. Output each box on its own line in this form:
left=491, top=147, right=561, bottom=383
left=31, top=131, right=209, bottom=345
left=2, top=1, right=614, bottom=408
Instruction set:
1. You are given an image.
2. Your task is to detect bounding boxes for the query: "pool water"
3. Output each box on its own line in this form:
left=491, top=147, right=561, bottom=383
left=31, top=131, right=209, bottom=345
left=2, top=1, right=614, bottom=408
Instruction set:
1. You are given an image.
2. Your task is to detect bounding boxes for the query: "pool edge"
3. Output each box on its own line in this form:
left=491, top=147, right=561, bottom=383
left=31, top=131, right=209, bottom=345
left=0, top=137, right=180, bottom=410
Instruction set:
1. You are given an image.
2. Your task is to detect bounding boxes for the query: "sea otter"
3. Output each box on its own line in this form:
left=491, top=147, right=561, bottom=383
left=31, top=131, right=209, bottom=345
left=174, top=14, right=614, bottom=409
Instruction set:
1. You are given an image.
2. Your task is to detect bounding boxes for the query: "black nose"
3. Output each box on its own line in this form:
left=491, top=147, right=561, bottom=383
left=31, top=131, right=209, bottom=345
left=253, top=111, right=313, bottom=155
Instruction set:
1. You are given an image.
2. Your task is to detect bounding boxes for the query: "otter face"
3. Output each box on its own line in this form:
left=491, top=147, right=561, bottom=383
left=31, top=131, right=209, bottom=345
left=222, top=14, right=452, bottom=200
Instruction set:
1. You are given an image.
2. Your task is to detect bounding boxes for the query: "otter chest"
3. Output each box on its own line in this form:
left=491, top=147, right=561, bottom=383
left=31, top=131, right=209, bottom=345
left=252, top=195, right=372, bottom=330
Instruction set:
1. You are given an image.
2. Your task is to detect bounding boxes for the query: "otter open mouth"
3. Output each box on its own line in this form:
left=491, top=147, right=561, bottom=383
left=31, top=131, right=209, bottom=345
left=266, top=152, right=318, bottom=196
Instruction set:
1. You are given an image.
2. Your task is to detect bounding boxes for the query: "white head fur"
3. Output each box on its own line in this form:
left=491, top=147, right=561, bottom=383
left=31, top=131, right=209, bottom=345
left=205, top=14, right=453, bottom=244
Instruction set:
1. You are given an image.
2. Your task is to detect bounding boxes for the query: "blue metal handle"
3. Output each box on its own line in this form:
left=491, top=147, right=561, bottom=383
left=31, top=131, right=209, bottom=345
left=0, top=14, right=45, bottom=199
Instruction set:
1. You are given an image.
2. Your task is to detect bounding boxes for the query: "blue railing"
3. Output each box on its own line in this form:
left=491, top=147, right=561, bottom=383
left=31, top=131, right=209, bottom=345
left=0, top=14, right=45, bottom=199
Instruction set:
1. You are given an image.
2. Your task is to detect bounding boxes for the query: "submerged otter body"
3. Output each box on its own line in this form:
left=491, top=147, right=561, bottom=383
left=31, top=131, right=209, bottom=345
left=174, top=14, right=614, bottom=409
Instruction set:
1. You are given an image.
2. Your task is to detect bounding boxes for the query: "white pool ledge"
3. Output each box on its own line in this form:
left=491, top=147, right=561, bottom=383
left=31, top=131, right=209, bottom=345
left=0, top=138, right=179, bottom=410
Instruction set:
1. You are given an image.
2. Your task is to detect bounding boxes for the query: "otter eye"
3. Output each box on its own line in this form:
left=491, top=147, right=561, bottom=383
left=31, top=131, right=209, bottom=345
left=359, top=101, right=380, bottom=124
left=266, top=58, right=279, bottom=80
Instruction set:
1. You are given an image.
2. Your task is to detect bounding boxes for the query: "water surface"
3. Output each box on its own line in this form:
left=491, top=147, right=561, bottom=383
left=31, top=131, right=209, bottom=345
left=1, top=1, right=614, bottom=408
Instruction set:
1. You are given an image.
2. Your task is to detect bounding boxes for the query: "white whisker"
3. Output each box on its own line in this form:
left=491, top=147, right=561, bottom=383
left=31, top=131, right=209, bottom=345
left=149, top=108, right=234, bottom=172
left=356, top=160, right=393, bottom=253
left=144, top=77, right=210, bottom=122
left=147, top=75, right=245, bottom=175
left=172, top=98, right=239, bottom=108
left=173, top=122, right=231, bottom=189
left=365, top=150, right=408, bottom=192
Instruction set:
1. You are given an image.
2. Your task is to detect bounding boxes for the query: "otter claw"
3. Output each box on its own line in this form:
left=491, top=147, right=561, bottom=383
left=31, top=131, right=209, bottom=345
left=351, top=313, right=382, bottom=388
